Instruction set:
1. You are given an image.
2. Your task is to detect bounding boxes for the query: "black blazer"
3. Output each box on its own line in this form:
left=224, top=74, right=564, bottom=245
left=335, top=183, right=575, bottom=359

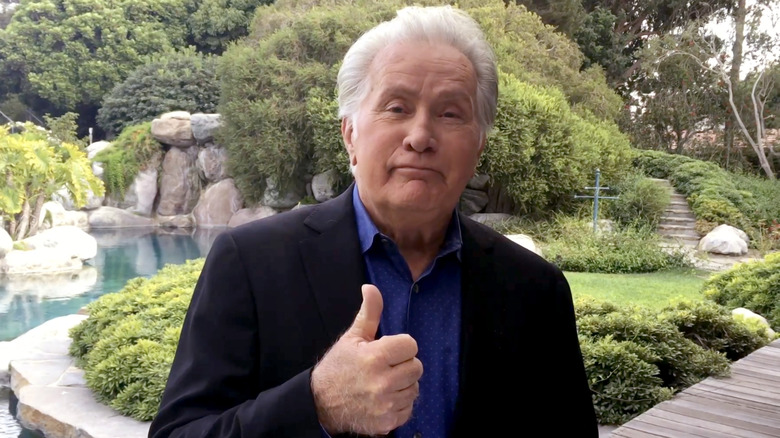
left=149, top=185, right=598, bottom=437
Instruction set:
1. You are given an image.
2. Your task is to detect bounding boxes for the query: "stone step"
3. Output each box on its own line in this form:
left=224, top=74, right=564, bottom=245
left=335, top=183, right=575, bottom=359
left=658, top=224, right=699, bottom=235
left=669, top=200, right=689, bottom=207
left=659, top=229, right=701, bottom=240
left=662, top=234, right=701, bottom=244
left=664, top=208, right=696, bottom=217
left=659, top=216, right=697, bottom=225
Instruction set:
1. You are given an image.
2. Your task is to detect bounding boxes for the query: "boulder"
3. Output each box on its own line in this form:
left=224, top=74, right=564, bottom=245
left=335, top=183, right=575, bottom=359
left=228, top=206, right=278, bottom=228
left=698, top=225, right=749, bottom=255
left=190, top=114, right=222, bottom=145
left=151, top=111, right=195, bottom=148
left=22, top=226, right=97, bottom=261
left=0, top=228, right=12, bottom=259
left=88, top=207, right=156, bottom=228
left=193, top=179, right=243, bottom=227
left=312, top=170, right=339, bottom=202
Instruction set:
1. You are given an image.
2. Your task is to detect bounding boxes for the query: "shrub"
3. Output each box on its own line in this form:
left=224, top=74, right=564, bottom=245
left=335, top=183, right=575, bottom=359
left=702, top=252, right=780, bottom=329
left=218, top=0, right=628, bottom=206
left=607, top=173, right=671, bottom=228
left=92, top=122, right=162, bottom=198
left=69, top=259, right=204, bottom=421
left=659, top=300, right=771, bottom=361
left=541, top=218, right=691, bottom=273
left=480, top=73, right=632, bottom=216
left=97, top=48, right=220, bottom=137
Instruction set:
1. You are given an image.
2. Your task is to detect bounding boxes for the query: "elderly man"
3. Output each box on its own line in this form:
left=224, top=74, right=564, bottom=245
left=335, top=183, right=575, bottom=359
left=149, top=5, right=597, bottom=438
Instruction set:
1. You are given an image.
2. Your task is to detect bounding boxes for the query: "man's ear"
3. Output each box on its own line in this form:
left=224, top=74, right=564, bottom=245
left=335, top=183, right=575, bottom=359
left=477, top=133, right=487, bottom=155
left=341, top=117, right=357, bottom=166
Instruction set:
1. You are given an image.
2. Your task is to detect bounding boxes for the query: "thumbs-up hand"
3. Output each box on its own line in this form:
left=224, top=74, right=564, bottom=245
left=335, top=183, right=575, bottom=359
left=311, top=284, right=423, bottom=436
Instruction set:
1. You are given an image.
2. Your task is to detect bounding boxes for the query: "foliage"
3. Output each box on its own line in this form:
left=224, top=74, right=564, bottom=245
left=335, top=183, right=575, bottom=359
left=575, top=295, right=764, bottom=424
left=218, top=0, right=626, bottom=204
left=188, top=0, right=275, bottom=54
left=702, top=252, right=780, bottom=329
left=93, top=123, right=161, bottom=198
left=97, top=48, right=220, bottom=137
left=44, top=112, right=87, bottom=148
left=572, top=7, right=632, bottom=85
left=0, top=123, right=104, bottom=240
left=607, top=173, right=671, bottom=228
left=0, top=0, right=192, bottom=135
left=479, top=73, right=633, bottom=215
left=540, top=215, right=690, bottom=273
left=69, top=259, right=204, bottom=421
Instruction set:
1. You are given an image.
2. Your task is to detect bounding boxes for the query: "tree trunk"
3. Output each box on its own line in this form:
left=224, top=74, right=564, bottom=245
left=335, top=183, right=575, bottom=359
left=14, top=198, right=31, bottom=241
left=725, top=0, right=746, bottom=170
left=27, top=194, right=45, bottom=237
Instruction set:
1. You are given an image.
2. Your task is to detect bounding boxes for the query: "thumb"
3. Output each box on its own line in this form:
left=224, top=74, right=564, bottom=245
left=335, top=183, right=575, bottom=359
left=347, top=284, right=383, bottom=341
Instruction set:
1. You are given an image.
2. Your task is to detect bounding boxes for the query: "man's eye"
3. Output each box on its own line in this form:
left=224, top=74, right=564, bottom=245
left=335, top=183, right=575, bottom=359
left=388, top=106, right=404, bottom=113
left=442, top=111, right=460, bottom=118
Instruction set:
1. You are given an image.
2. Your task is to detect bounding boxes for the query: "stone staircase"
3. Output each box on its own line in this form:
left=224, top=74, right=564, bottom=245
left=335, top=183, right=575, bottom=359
left=650, top=178, right=700, bottom=247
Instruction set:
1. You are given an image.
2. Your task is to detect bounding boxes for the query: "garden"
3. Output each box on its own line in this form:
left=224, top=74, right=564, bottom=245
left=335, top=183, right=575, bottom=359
left=0, top=0, right=778, bottom=433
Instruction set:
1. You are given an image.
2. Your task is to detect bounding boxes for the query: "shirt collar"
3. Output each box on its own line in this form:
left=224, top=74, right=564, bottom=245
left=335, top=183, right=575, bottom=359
left=352, top=184, right=462, bottom=259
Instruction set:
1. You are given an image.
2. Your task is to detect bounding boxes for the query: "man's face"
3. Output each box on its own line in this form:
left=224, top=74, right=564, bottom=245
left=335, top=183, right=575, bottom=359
left=342, top=42, right=485, bottom=219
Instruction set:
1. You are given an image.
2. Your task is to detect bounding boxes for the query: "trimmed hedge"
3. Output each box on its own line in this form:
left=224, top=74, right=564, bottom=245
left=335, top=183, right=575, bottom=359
left=702, top=252, right=780, bottom=329
left=69, top=257, right=769, bottom=424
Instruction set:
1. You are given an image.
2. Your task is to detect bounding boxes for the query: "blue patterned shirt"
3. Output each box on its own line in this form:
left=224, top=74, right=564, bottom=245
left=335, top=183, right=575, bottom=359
left=352, top=185, right=462, bottom=438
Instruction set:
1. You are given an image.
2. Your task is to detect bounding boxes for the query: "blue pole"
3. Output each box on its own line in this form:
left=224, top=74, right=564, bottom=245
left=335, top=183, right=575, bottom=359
left=593, top=169, right=600, bottom=231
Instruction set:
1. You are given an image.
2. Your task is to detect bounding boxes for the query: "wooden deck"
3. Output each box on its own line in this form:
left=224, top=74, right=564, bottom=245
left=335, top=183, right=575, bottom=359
left=609, top=338, right=780, bottom=438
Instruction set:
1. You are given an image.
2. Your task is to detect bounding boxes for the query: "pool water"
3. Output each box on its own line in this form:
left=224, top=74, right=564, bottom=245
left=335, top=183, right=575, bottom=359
left=0, top=227, right=225, bottom=436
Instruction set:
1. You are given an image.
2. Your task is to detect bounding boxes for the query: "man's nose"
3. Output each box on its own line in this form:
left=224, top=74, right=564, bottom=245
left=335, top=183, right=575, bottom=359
left=403, top=112, right=437, bottom=152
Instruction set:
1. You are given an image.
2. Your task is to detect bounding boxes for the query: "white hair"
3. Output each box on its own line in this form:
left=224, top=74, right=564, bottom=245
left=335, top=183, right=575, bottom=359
left=337, top=5, right=499, bottom=138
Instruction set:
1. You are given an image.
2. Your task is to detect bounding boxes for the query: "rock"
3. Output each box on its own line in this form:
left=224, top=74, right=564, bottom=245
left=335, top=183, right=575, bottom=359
left=0, top=228, right=12, bottom=259
left=86, top=141, right=111, bottom=160
left=459, top=188, right=489, bottom=216
left=732, top=307, right=776, bottom=339
left=711, top=224, right=749, bottom=243
left=312, top=170, right=339, bottom=202
left=88, top=207, right=156, bottom=228
left=0, top=248, right=82, bottom=275
left=505, top=234, right=543, bottom=257
left=228, top=206, right=278, bottom=228
left=190, top=114, right=222, bottom=145
left=262, top=177, right=303, bottom=209
left=467, top=174, right=490, bottom=190
left=157, top=215, right=195, bottom=229
left=124, top=167, right=159, bottom=217
left=22, top=226, right=97, bottom=261
left=151, top=111, right=195, bottom=148
left=698, top=225, right=748, bottom=255
left=197, top=144, right=229, bottom=183
left=193, top=179, right=243, bottom=228
left=38, top=202, right=89, bottom=231
left=157, top=146, right=201, bottom=216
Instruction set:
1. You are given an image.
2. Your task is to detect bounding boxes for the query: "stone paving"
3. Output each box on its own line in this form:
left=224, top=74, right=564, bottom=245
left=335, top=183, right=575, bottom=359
left=1, top=315, right=150, bottom=438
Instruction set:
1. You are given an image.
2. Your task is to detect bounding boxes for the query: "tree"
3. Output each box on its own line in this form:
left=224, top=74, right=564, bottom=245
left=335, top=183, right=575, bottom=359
left=0, top=123, right=104, bottom=240
left=0, top=0, right=192, bottom=136
left=187, top=0, right=275, bottom=54
left=653, top=21, right=778, bottom=179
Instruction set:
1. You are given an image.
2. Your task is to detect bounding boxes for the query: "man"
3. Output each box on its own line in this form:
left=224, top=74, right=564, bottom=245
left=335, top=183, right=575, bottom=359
left=149, top=5, right=598, bottom=437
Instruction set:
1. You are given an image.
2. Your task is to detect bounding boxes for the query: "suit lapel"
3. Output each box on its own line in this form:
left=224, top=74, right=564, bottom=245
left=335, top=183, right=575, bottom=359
left=299, top=184, right=367, bottom=341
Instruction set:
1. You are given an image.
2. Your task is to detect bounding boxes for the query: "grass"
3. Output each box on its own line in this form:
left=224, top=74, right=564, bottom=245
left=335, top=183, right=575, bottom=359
left=565, top=267, right=713, bottom=309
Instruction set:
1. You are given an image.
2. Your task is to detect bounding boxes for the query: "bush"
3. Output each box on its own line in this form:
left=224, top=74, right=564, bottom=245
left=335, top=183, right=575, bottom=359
left=218, top=0, right=628, bottom=205
left=479, top=74, right=632, bottom=215
left=69, top=259, right=204, bottom=421
left=540, top=217, right=691, bottom=273
left=574, top=295, right=767, bottom=424
left=607, top=173, right=670, bottom=228
left=633, top=150, right=777, bottom=243
left=92, top=123, right=162, bottom=198
left=97, top=48, right=220, bottom=137
left=702, top=252, right=780, bottom=330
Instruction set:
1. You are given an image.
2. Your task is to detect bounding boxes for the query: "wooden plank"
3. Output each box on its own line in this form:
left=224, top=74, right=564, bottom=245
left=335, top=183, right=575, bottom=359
left=734, top=361, right=780, bottom=377
left=685, top=386, right=779, bottom=414
left=720, top=371, right=780, bottom=392
left=731, top=367, right=780, bottom=384
left=609, top=427, right=667, bottom=437
left=741, top=354, right=780, bottom=367
left=750, top=347, right=780, bottom=359
left=696, top=380, right=780, bottom=404
left=626, top=417, right=716, bottom=438
left=641, top=408, right=752, bottom=438
left=670, top=394, right=780, bottom=429
left=654, top=402, right=780, bottom=437
left=735, top=356, right=780, bottom=371
left=717, top=374, right=780, bottom=395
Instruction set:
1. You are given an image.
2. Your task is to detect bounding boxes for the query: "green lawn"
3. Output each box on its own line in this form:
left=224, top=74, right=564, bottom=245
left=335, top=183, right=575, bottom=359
left=565, top=268, right=714, bottom=309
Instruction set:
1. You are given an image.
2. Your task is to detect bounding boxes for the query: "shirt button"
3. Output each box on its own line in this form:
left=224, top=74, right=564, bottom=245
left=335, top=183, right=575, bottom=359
left=412, top=284, right=419, bottom=293
left=413, top=433, right=422, bottom=438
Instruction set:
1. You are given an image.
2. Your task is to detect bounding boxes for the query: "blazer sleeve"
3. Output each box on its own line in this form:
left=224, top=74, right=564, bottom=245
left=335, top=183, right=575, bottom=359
left=550, top=268, right=599, bottom=437
left=148, top=231, right=322, bottom=438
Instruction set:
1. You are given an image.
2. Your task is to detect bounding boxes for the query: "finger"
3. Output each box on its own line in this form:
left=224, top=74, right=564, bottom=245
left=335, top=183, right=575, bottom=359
left=373, top=333, right=418, bottom=366
left=346, top=284, right=384, bottom=342
left=385, top=357, right=424, bottom=391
